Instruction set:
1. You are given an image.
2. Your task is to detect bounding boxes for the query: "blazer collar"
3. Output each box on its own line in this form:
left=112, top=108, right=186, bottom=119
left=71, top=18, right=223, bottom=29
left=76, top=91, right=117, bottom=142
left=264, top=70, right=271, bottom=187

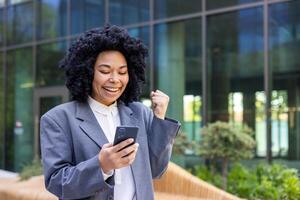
left=75, top=101, right=138, bottom=148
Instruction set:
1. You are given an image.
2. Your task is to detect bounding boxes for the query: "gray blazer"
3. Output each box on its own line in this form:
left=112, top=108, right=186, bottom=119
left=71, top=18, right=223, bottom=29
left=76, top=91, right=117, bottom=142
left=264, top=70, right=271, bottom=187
left=40, top=100, right=180, bottom=200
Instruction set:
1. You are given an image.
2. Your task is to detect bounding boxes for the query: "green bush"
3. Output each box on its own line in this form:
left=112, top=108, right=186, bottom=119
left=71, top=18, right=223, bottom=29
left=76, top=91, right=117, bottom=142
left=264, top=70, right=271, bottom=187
left=173, top=132, right=198, bottom=155
left=19, top=158, right=43, bottom=180
left=193, top=163, right=300, bottom=200
left=193, top=165, right=223, bottom=189
left=199, top=121, right=256, bottom=189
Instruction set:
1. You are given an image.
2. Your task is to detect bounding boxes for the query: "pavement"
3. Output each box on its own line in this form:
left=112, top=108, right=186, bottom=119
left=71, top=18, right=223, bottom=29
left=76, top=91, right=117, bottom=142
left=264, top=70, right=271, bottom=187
left=0, top=169, right=18, bottom=178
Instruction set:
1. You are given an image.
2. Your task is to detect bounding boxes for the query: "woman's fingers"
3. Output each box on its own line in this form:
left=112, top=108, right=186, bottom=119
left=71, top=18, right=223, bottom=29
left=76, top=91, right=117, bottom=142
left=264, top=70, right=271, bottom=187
left=99, top=141, right=139, bottom=171
left=150, top=89, right=169, bottom=119
left=112, top=138, right=134, bottom=152
left=120, top=144, right=139, bottom=165
left=117, top=143, right=139, bottom=158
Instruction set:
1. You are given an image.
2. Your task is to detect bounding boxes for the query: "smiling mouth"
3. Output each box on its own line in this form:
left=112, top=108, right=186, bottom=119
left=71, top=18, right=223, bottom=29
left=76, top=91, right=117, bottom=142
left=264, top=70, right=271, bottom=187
left=103, top=87, right=121, bottom=93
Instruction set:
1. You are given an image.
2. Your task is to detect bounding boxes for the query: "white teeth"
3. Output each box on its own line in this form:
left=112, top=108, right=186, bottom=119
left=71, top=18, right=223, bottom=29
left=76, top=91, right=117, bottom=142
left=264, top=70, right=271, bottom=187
left=104, top=87, right=119, bottom=92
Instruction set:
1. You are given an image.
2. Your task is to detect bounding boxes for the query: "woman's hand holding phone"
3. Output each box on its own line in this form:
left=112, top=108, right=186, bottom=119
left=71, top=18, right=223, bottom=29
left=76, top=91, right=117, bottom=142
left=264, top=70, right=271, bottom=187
left=98, top=139, right=139, bottom=174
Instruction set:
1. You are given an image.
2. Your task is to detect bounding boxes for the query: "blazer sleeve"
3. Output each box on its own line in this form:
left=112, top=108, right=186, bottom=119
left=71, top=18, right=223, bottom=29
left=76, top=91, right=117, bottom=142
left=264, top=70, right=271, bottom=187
left=146, top=109, right=181, bottom=179
left=40, top=114, right=114, bottom=199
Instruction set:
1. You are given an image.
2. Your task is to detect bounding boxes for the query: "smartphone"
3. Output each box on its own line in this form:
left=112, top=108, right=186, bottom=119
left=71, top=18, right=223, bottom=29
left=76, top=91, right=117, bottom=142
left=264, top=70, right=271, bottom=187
left=113, top=126, right=139, bottom=146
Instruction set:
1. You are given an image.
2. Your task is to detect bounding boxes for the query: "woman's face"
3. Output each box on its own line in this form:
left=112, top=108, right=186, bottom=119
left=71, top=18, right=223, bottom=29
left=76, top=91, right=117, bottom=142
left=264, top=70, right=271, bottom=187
left=91, top=50, right=129, bottom=106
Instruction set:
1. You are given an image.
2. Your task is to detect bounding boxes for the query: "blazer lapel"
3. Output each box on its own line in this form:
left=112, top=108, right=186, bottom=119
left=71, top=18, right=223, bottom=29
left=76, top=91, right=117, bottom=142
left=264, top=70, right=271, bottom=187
left=117, top=101, right=138, bottom=127
left=76, top=102, right=109, bottom=148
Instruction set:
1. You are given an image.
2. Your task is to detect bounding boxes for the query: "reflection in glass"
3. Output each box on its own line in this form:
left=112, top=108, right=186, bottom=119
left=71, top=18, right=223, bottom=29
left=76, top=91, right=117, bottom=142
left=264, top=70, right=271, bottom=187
left=37, top=0, right=67, bottom=40
left=207, top=0, right=262, bottom=10
left=8, top=0, right=30, bottom=5
left=154, top=0, right=201, bottom=19
left=36, top=42, right=66, bottom=87
left=207, top=8, right=264, bottom=156
left=271, top=91, right=288, bottom=157
left=128, top=26, right=150, bottom=98
left=255, top=91, right=266, bottom=156
left=228, top=92, right=243, bottom=125
left=7, top=1, right=33, bottom=45
left=6, top=48, right=33, bottom=171
left=155, top=19, right=202, bottom=144
left=269, top=1, right=300, bottom=160
left=110, top=0, right=149, bottom=25
left=71, top=0, right=104, bottom=35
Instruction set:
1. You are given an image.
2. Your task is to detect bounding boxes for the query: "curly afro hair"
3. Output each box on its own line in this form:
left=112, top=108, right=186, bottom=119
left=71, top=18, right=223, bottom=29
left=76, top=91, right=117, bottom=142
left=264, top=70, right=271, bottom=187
left=59, top=25, right=148, bottom=104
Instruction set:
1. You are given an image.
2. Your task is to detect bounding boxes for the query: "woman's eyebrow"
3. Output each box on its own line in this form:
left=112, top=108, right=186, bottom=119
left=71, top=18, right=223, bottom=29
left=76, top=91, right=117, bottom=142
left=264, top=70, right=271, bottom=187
left=96, top=64, right=111, bottom=68
left=119, top=65, right=128, bottom=69
left=96, top=64, right=127, bottom=68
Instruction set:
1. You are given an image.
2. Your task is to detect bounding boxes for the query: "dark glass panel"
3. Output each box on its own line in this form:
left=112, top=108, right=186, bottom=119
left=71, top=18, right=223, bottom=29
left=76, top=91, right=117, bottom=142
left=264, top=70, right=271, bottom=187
left=155, top=19, right=202, bottom=145
left=207, top=8, right=264, bottom=155
left=128, top=26, right=150, bottom=99
left=6, top=48, right=33, bottom=171
left=110, top=0, right=149, bottom=25
left=154, top=0, right=201, bottom=19
left=36, top=42, right=66, bottom=87
left=269, top=1, right=300, bottom=159
left=207, top=0, right=262, bottom=10
left=7, top=1, right=33, bottom=45
left=36, top=0, right=67, bottom=40
left=70, top=0, right=104, bottom=35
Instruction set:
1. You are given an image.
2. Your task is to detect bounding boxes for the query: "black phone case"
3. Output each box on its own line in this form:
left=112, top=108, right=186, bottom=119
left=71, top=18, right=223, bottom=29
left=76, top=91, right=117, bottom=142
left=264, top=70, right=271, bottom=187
left=113, top=126, right=139, bottom=145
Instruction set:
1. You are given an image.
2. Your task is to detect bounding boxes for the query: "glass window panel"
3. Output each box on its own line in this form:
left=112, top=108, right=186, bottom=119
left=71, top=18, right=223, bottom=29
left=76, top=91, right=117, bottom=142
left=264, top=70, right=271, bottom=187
left=207, top=8, right=264, bottom=155
left=154, top=0, right=201, bottom=19
left=7, top=1, right=33, bottom=45
left=269, top=1, right=300, bottom=160
left=155, top=19, right=202, bottom=146
left=128, top=26, right=150, bottom=99
left=36, top=0, right=67, bottom=40
left=36, top=42, right=66, bottom=87
left=207, top=0, right=262, bottom=10
left=110, top=0, right=149, bottom=25
left=6, top=48, right=33, bottom=171
left=70, top=0, right=104, bottom=35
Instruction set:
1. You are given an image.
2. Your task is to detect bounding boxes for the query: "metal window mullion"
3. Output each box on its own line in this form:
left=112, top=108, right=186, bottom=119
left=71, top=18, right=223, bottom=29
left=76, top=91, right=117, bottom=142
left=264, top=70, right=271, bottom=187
left=202, top=0, right=207, bottom=126
left=264, top=0, right=272, bottom=164
left=105, top=0, right=109, bottom=24
left=33, top=0, right=38, bottom=157
left=2, top=0, right=8, bottom=169
left=67, top=0, right=71, bottom=49
left=149, top=0, right=154, bottom=92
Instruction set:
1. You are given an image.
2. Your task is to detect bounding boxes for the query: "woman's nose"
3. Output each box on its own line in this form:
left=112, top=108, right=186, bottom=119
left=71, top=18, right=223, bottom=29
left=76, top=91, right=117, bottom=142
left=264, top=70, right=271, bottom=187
left=108, top=74, right=119, bottom=82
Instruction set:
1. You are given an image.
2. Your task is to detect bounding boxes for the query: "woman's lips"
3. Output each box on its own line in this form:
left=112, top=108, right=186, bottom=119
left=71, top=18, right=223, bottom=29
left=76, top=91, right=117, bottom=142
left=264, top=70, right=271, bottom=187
left=103, top=86, right=121, bottom=93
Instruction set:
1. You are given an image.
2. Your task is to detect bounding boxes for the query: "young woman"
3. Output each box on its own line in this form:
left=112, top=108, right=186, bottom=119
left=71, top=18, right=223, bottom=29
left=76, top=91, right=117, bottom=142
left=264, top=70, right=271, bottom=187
left=40, top=25, right=180, bottom=200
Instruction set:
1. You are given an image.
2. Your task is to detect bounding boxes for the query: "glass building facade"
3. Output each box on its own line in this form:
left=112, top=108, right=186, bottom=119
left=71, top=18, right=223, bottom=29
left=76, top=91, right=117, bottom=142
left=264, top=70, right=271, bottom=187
left=0, top=0, right=299, bottom=171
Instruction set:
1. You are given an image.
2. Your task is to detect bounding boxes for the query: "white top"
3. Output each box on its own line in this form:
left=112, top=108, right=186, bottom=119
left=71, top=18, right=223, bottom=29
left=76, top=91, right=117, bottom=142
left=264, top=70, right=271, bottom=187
left=88, top=96, right=136, bottom=200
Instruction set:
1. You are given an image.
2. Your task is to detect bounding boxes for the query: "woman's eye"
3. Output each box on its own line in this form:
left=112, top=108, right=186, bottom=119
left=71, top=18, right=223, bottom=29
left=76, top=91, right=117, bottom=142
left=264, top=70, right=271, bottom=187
left=100, top=71, right=110, bottom=74
left=119, top=71, right=128, bottom=75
